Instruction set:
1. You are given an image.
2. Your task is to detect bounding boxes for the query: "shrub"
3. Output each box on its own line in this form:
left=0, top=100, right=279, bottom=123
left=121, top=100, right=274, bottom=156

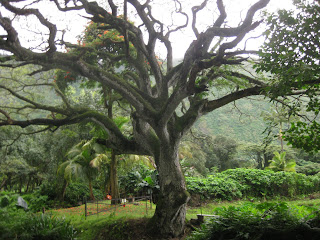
left=23, top=192, right=49, bottom=212
left=65, top=182, right=104, bottom=204
left=0, top=195, right=10, bottom=208
left=187, top=202, right=320, bottom=240
left=20, top=213, right=77, bottom=240
left=119, top=170, right=143, bottom=195
left=0, top=209, right=77, bottom=240
left=186, top=168, right=320, bottom=200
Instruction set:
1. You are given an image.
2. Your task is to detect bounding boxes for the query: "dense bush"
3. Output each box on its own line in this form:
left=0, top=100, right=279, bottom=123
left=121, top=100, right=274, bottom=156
left=65, top=182, right=104, bottom=204
left=187, top=202, right=320, bottom=240
left=186, top=168, right=320, bottom=200
left=119, top=165, right=153, bottom=196
left=296, top=160, right=320, bottom=176
left=0, top=195, right=10, bottom=208
left=23, top=191, right=49, bottom=212
left=0, top=208, right=77, bottom=240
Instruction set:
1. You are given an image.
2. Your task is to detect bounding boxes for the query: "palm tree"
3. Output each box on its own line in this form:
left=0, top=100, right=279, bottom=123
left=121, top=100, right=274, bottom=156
left=266, top=151, right=296, bottom=172
left=58, top=138, right=108, bottom=200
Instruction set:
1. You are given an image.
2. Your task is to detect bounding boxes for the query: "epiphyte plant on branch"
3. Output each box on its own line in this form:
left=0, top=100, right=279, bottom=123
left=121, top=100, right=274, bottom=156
left=0, top=0, right=317, bottom=238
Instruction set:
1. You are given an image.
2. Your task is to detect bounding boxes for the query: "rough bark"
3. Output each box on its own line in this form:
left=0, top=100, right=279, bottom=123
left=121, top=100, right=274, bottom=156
left=61, top=180, right=68, bottom=201
left=148, top=139, right=190, bottom=238
left=25, top=175, right=31, bottom=193
left=110, top=150, right=120, bottom=204
left=88, top=180, right=95, bottom=201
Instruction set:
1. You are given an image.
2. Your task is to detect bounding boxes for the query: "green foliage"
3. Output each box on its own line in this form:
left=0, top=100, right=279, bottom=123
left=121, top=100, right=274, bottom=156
left=65, top=182, right=104, bottom=205
left=296, top=159, right=320, bottom=175
left=266, top=151, right=296, bottom=172
left=58, top=138, right=109, bottom=200
left=186, top=168, right=320, bottom=200
left=187, top=202, right=320, bottom=240
left=119, top=170, right=142, bottom=195
left=256, top=0, right=320, bottom=152
left=0, top=208, right=77, bottom=240
left=23, top=191, right=49, bottom=212
left=138, top=170, right=160, bottom=195
left=195, top=96, right=270, bottom=143
left=0, top=195, right=10, bottom=208
left=119, top=164, right=153, bottom=195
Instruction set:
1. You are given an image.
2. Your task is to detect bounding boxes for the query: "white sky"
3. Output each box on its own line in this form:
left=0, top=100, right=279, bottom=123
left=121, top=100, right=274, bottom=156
left=1, top=0, right=295, bottom=58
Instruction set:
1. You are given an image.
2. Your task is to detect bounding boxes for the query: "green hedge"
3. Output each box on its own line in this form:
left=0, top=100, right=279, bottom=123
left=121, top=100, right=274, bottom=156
left=186, top=168, right=320, bottom=200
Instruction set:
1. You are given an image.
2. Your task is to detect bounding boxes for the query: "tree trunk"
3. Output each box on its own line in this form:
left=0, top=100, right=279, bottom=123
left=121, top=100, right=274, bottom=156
left=25, top=176, right=31, bottom=193
left=257, top=152, right=263, bottom=169
left=19, top=177, right=22, bottom=194
left=110, top=150, right=120, bottom=204
left=61, top=180, right=68, bottom=201
left=264, top=152, right=272, bottom=168
left=0, top=178, right=7, bottom=190
left=88, top=180, right=95, bottom=201
left=148, top=142, right=190, bottom=238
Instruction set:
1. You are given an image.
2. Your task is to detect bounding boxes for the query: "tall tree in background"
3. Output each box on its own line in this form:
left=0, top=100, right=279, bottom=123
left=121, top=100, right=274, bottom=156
left=1, top=0, right=318, bottom=237
left=256, top=0, right=320, bottom=153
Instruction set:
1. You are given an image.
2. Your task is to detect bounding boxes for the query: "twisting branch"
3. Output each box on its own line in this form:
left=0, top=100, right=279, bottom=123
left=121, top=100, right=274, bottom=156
left=3, top=125, right=53, bottom=155
left=203, top=86, right=263, bottom=113
left=2, top=0, right=57, bottom=53
left=50, top=0, right=84, bottom=11
left=0, top=109, right=13, bottom=123
left=108, top=0, right=118, bottom=16
left=0, top=84, right=72, bottom=115
left=191, top=0, right=208, bottom=37
left=216, top=20, right=262, bottom=60
left=166, top=0, right=189, bottom=37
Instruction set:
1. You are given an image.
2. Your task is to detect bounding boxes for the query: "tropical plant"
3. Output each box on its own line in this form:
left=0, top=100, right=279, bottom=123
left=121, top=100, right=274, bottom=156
left=187, top=202, right=320, bottom=240
left=267, top=151, right=296, bottom=172
left=58, top=138, right=108, bottom=200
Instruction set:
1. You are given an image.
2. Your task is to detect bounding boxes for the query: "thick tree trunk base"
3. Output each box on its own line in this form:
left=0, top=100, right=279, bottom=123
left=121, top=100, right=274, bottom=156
left=147, top=190, right=190, bottom=238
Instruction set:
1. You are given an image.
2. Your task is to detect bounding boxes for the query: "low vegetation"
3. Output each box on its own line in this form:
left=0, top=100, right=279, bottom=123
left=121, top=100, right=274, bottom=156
left=186, top=168, right=320, bottom=201
left=187, top=201, right=320, bottom=240
left=1, top=168, right=320, bottom=239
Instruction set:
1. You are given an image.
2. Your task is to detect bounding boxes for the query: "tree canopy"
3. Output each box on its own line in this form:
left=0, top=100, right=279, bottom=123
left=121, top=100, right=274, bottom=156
left=256, top=0, right=320, bottom=152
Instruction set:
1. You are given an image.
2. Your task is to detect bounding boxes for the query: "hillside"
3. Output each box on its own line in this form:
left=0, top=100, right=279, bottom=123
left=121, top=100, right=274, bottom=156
left=195, top=96, right=271, bottom=143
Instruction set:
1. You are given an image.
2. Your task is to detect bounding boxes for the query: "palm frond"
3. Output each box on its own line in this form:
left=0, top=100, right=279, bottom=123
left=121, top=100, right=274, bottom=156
left=90, top=154, right=109, bottom=168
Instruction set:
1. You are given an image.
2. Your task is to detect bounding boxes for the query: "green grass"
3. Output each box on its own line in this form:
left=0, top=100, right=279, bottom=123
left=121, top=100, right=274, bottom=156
left=46, top=196, right=320, bottom=239
left=48, top=200, right=155, bottom=239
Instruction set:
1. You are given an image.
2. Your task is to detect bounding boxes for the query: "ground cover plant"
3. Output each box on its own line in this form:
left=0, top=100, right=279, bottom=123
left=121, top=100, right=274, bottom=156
left=0, top=208, right=77, bottom=240
left=187, top=201, right=320, bottom=240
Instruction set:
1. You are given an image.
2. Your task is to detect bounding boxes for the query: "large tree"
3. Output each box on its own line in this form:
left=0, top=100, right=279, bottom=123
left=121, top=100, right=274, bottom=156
left=1, top=0, right=312, bottom=237
left=256, top=0, right=320, bottom=152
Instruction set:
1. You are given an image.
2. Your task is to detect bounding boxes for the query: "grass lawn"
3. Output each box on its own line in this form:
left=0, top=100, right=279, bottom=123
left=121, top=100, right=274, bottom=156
left=48, top=200, right=156, bottom=240
left=47, top=196, right=320, bottom=239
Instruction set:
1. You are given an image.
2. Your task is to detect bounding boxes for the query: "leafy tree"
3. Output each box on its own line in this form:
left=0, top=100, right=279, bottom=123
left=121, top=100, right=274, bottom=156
left=179, top=131, right=211, bottom=176
left=256, top=0, right=320, bottom=152
left=262, top=104, right=299, bottom=151
left=1, top=0, right=314, bottom=237
left=266, top=151, right=296, bottom=172
left=205, top=135, right=238, bottom=171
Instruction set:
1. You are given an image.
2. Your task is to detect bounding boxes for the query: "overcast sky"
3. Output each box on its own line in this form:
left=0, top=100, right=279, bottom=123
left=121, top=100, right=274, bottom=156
left=1, top=0, right=295, bottom=58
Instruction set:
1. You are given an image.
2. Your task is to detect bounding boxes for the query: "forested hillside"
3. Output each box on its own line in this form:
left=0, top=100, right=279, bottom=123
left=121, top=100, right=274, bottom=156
left=195, top=96, right=270, bottom=143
